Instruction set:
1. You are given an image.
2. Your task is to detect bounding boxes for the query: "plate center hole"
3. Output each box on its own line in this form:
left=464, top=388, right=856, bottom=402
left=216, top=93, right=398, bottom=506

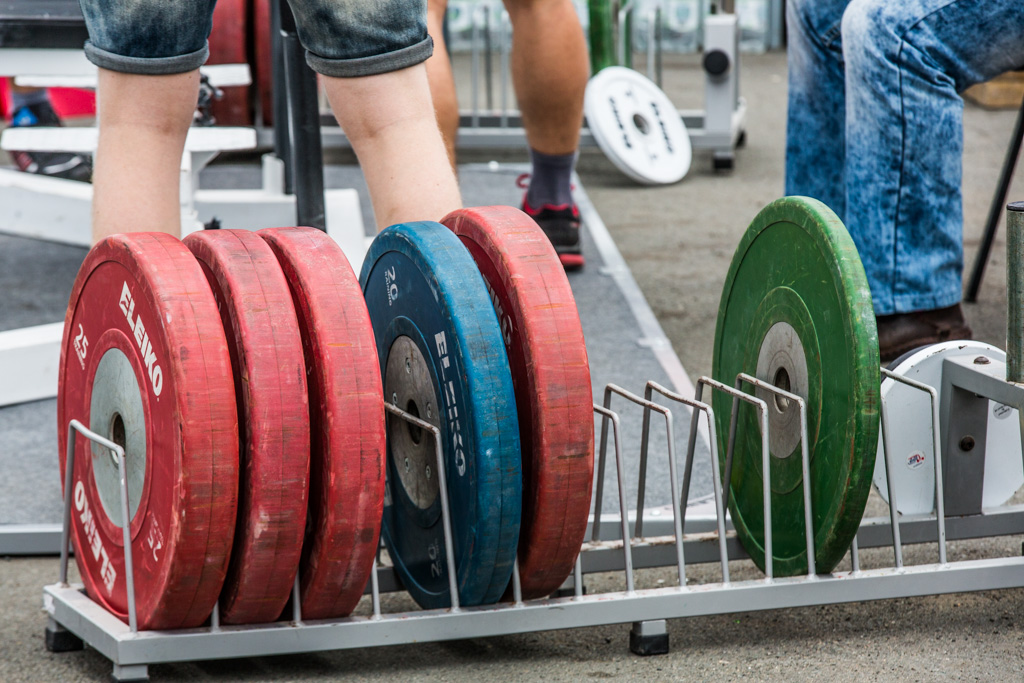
left=109, top=412, right=127, bottom=451
left=632, top=113, right=650, bottom=135
left=773, top=367, right=791, bottom=412
left=405, top=399, right=423, bottom=445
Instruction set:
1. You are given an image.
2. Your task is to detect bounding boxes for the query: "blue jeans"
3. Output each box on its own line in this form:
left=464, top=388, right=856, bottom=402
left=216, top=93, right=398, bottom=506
left=78, top=0, right=431, bottom=78
left=786, top=0, right=1024, bottom=315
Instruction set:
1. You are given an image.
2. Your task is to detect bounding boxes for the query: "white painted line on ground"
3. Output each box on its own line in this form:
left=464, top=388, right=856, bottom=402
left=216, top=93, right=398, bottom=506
left=572, top=177, right=697, bottom=400
left=0, top=322, right=62, bottom=406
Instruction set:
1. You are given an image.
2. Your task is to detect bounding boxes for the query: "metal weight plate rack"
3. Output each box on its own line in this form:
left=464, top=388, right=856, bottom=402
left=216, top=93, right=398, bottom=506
left=302, top=0, right=748, bottom=171
left=44, top=196, right=1024, bottom=680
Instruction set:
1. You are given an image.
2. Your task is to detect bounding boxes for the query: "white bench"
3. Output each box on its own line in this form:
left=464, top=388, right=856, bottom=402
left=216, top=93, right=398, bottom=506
left=0, top=123, right=366, bottom=264
left=0, top=49, right=251, bottom=88
left=0, top=54, right=368, bottom=408
left=1, top=125, right=257, bottom=155
left=0, top=116, right=368, bottom=409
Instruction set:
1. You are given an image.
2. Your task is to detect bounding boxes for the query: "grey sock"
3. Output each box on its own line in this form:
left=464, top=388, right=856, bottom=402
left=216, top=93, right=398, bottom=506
left=526, top=148, right=576, bottom=209
left=11, top=88, right=51, bottom=113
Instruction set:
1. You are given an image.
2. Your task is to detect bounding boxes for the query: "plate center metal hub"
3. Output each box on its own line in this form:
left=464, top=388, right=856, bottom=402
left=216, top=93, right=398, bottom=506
left=756, top=321, right=808, bottom=460
left=632, top=113, right=650, bottom=135
left=88, top=347, right=147, bottom=528
left=385, top=335, right=441, bottom=511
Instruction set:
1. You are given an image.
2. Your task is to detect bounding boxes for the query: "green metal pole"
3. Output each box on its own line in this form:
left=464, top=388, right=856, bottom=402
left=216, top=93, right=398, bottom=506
left=623, top=8, right=633, bottom=70
left=1007, top=201, right=1024, bottom=383
left=589, top=0, right=617, bottom=73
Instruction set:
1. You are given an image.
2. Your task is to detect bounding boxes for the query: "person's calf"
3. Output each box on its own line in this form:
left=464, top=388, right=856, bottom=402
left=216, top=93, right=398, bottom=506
left=322, top=66, right=461, bottom=230
left=91, top=69, right=199, bottom=243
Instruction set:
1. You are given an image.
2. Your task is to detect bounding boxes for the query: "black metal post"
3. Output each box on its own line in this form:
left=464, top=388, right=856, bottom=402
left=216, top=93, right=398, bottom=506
left=965, top=96, right=1024, bottom=302
left=270, top=0, right=326, bottom=231
left=270, top=0, right=290, bottom=190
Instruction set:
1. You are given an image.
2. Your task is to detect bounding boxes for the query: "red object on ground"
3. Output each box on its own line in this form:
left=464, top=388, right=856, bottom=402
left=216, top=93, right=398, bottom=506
left=0, top=80, right=96, bottom=120
left=443, top=205, right=595, bottom=600
left=260, top=227, right=385, bottom=620
left=184, top=230, right=310, bottom=625
left=57, top=233, right=239, bottom=630
left=46, top=88, right=97, bottom=119
left=208, top=0, right=253, bottom=125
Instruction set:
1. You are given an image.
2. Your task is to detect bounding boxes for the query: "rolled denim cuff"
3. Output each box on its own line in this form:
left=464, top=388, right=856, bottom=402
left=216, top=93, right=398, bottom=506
left=886, top=290, right=964, bottom=317
left=84, top=40, right=209, bottom=75
left=306, top=37, right=433, bottom=78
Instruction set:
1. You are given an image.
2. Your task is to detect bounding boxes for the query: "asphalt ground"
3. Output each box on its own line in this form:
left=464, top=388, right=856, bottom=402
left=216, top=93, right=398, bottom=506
left=3, top=50, right=1024, bottom=681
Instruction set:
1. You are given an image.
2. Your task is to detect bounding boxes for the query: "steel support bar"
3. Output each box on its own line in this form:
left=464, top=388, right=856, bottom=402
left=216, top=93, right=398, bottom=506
left=272, top=0, right=326, bottom=230
left=942, top=356, right=1024, bottom=409
left=578, top=506, right=1024, bottom=575
left=273, top=105, right=747, bottom=154
left=17, top=505, right=1024, bottom=563
left=44, top=555, right=1024, bottom=668
left=857, top=506, right=1024, bottom=547
left=1008, top=201, right=1024, bottom=382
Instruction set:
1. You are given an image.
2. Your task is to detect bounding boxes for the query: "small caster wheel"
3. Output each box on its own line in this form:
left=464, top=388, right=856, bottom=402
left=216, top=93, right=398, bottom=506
left=713, top=154, right=735, bottom=171
left=736, top=130, right=747, bottom=148
left=45, top=620, right=83, bottom=653
left=629, top=620, right=669, bottom=656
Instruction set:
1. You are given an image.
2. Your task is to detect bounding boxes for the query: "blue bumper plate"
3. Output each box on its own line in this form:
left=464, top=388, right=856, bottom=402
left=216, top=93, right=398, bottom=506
left=360, top=221, right=522, bottom=608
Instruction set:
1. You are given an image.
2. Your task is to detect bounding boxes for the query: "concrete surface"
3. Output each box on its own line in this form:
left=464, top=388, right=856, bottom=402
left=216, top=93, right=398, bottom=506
left=3, top=50, right=1024, bottom=681
left=0, top=161, right=707, bottom=527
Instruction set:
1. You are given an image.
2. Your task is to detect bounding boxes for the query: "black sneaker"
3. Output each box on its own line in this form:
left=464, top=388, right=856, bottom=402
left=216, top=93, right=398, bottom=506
left=522, top=198, right=584, bottom=270
left=9, top=101, right=92, bottom=182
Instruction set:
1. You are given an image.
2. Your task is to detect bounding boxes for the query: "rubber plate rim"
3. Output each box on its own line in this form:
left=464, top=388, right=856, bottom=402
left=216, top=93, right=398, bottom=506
left=260, top=226, right=385, bottom=620
left=443, top=206, right=594, bottom=600
left=184, top=230, right=310, bottom=625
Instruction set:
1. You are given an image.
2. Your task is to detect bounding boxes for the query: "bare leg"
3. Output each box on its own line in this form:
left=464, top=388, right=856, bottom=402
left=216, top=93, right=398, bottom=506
left=323, top=64, right=461, bottom=231
left=504, top=0, right=588, bottom=155
left=92, top=69, right=198, bottom=243
left=425, top=0, right=459, bottom=169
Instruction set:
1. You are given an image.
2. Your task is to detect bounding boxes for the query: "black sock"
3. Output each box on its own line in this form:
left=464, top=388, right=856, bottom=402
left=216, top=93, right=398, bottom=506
left=526, top=148, right=576, bottom=209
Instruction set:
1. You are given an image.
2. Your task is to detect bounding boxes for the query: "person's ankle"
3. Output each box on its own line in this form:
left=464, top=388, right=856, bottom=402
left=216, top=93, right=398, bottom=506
left=526, top=148, right=576, bottom=208
left=876, top=303, right=972, bottom=362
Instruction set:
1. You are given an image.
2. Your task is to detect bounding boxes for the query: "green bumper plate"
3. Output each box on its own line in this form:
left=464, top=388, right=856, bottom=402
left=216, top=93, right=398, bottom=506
left=712, top=197, right=879, bottom=576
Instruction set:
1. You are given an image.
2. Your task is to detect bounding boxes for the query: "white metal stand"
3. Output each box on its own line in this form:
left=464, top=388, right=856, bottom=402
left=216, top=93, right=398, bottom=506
left=0, top=48, right=370, bottom=409
left=41, top=378, right=1024, bottom=681
left=0, top=142, right=367, bottom=408
left=310, top=11, right=747, bottom=171
left=0, top=127, right=365, bottom=249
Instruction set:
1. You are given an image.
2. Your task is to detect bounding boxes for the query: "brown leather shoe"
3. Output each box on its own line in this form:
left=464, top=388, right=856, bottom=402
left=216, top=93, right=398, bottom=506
left=876, top=303, right=972, bottom=363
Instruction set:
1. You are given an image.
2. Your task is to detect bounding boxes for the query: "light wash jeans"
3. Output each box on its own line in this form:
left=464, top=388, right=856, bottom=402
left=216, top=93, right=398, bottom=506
left=78, top=0, right=431, bottom=78
left=786, top=0, right=1024, bottom=315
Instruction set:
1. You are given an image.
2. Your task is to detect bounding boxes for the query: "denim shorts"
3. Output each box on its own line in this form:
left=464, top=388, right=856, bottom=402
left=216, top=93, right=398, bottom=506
left=78, top=0, right=431, bottom=78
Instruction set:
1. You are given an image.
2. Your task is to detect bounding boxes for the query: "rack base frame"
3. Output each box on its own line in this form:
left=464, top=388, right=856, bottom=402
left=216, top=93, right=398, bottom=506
left=43, top=506, right=1024, bottom=682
